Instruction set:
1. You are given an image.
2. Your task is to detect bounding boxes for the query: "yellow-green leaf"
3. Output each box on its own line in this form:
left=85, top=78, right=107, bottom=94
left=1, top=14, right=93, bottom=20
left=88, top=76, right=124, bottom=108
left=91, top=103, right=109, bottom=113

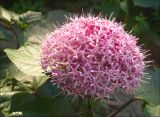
left=4, top=45, right=44, bottom=76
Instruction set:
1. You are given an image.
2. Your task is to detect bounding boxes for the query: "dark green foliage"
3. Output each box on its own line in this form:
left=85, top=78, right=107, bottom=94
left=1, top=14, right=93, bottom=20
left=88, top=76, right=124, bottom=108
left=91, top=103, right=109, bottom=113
left=10, top=0, right=45, bottom=14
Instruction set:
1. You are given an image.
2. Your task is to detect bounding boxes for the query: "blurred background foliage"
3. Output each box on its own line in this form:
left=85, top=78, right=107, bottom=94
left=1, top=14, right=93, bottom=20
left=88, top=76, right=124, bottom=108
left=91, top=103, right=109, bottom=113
left=0, top=0, right=160, bottom=117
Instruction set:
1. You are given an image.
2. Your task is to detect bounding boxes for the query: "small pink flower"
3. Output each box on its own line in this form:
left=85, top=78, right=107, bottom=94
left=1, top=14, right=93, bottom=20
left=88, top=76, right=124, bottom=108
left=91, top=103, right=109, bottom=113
left=41, top=16, right=145, bottom=99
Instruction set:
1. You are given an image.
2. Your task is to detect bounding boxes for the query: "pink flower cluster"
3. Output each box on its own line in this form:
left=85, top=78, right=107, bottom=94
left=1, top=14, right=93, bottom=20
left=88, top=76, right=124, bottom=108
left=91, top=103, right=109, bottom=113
left=41, top=16, right=145, bottom=99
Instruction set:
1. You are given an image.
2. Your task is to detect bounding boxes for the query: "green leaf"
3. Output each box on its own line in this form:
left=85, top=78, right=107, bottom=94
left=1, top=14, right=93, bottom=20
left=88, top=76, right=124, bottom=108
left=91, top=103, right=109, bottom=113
left=0, top=5, right=42, bottom=23
left=101, top=0, right=121, bottom=17
left=19, top=11, right=42, bottom=24
left=119, top=0, right=128, bottom=14
left=36, top=79, right=60, bottom=98
left=134, top=13, right=149, bottom=33
left=144, top=105, right=160, bottom=117
left=0, top=5, right=19, bottom=23
left=0, top=91, right=30, bottom=100
left=0, top=54, right=10, bottom=79
left=47, top=10, right=73, bottom=26
left=20, top=10, right=72, bottom=45
left=29, top=77, right=48, bottom=91
left=4, top=45, right=44, bottom=76
left=133, top=0, right=160, bottom=9
left=92, top=100, right=106, bottom=117
left=17, top=14, right=40, bottom=31
left=5, top=64, right=33, bottom=82
left=10, top=92, right=35, bottom=112
left=0, top=25, right=18, bottom=50
left=8, top=111, right=50, bottom=117
left=135, top=68, right=160, bottom=106
left=0, top=26, right=11, bottom=41
left=9, top=92, right=76, bottom=116
left=21, top=24, right=45, bottom=45
left=0, top=5, right=42, bottom=32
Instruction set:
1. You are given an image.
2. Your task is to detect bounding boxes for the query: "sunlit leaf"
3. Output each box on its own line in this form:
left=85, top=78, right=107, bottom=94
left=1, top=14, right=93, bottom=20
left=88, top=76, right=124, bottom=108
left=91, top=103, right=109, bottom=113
left=0, top=5, right=42, bottom=24
left=144, top=105, right=160, bottom=117
left=4, top=45, right=44, bottom=76
left=8, top=111, right=49, bottom=117
left=1, top=64, right=33, bottom=82
left=0, top=5, right=19, bottom=23
left=19, top=11, right=42, bottom=23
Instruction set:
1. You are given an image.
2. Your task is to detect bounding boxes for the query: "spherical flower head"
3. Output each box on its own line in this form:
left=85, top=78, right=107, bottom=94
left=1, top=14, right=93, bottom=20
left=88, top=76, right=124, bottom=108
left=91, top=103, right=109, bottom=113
left=41, top=15, right=145, bottom=99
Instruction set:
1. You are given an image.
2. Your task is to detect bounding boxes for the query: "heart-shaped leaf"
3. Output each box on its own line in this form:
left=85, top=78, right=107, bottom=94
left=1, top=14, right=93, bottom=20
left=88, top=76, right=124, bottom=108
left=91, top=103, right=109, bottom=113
left=4, top=45, right=44, bottom=76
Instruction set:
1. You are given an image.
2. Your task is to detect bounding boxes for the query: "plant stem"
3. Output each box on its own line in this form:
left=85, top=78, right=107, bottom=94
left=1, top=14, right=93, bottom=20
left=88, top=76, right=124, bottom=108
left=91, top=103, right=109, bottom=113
left=107, top=98, right=136, bottom=117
